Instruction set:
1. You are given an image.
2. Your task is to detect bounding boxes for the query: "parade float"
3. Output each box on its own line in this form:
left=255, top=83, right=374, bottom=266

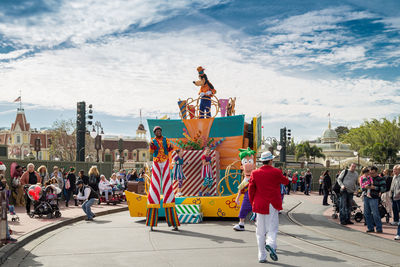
left=125, top=70, right=262, bottom=221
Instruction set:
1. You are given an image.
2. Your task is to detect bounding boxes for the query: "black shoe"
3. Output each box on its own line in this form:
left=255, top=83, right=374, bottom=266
left=92, top=214, right=96, bottom=218
left=346, top=221, right=354, bottom=225
left=376, top=230, right=383, bottom=233
left=340, top=222, right=347, bottom=225
left=6, top=237, right=17, bottom=243
left=85, top=218, right=93, bottom=221
left=172, top=226, right=179, bottom=231
left=323, top=203, right=329, bottom=206
left=150, top=226, right=154, bottom=231
left=65, top=202, right=69, bottom=207
left=366, top=229, right=374, bottom=233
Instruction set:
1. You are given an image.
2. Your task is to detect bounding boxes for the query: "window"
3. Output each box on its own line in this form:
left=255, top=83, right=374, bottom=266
left=143, top=153, right=146, bottom=159
left=16, top=135, right=21, bottom=144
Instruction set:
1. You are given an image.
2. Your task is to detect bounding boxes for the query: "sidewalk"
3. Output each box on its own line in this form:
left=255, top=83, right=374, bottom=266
left=8, top=201, right=128, bottom=240
left=285, top=190, right=398, bottom=240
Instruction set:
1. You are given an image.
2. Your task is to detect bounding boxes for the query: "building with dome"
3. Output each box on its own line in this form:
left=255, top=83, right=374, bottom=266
left=310, top=118, right=355, bottom=167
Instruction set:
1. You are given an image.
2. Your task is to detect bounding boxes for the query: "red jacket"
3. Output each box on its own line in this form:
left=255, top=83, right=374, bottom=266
left=248, top=165, right=289, bottom=214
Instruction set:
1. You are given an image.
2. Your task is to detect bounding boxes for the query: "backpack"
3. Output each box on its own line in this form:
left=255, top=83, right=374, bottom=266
left=65, top=178, right=71, bottom=190
left=333, top=169, right=348, bottom=194
left=89, top=175, right=97, bottom=186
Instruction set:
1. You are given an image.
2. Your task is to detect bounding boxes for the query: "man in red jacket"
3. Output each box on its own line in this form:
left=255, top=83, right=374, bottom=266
left=248, top=151, right=289, bottom=263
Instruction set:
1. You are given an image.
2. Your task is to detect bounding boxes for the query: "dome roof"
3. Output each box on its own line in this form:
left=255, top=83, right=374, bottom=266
left=321, top=128, right=338, bottom=143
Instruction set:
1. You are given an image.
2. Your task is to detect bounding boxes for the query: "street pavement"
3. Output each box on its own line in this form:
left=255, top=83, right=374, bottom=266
left=4, top=192, right=400, bottom=267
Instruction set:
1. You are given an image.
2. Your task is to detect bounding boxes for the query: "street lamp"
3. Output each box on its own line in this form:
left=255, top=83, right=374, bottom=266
left=91, top=121, right=104, bottom=162
left=353, top=151, right=360, bottom=169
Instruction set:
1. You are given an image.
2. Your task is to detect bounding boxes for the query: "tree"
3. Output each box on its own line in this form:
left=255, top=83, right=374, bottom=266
left=49, top=119, right=76, bottom=161
left=295, top=142, right=311, bottom=161
left=286, top=138, right=296, bottom=155
left=310, top=145, right=326, bottom=166
left=335, top=126, right=349, bottom=141
left=342, top=117, right=400, bottom=164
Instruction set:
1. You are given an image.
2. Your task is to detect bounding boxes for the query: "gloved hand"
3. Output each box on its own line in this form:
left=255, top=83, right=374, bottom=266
left=200, top=92, right=205, bottom=97
left=205, top=91, right=212, bottom=96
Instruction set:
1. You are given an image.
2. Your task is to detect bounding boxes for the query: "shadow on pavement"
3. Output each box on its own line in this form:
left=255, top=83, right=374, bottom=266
left=3, top=247, right=42, bottom=267
left=154, top=229, right=246, bottom=244
left=289, top=233, right=331, bottom=242
left=278, top=249, right=347, bottom=263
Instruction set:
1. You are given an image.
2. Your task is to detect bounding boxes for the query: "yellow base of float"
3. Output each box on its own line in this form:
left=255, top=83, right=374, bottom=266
left=125, top=191, right=243, bottom=218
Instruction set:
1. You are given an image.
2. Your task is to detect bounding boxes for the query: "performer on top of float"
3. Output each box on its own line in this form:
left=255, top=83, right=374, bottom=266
left=172, top=149, right=189, bottom=197
left=233, top=147, right=256, bottom=231
left=147, top=126, right=180, bottom=231
left=193, top=66, right=216, bottom=118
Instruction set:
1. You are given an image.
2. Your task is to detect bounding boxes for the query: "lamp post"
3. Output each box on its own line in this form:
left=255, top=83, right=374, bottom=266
left=353, top=151, right=360, bottom=169
left=90, top=121, right=104, bottom=162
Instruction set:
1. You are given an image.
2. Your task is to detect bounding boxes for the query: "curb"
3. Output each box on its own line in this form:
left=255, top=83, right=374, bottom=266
left=0, top=206, right=128, bottom=264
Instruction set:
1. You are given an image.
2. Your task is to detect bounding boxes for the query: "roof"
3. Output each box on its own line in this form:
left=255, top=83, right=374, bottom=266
left=0, top=133, right=10, bottom=145
left=30, top=133, right=51, bottom=149
left=102, top=139, right=148, bottom=151
left=11, top=110, right=30, bottom=132
left=137, top=124, right=145, bottom=131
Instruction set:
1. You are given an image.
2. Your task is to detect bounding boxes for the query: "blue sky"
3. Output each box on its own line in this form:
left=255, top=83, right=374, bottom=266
left=0, top=0, right=399, bottom=140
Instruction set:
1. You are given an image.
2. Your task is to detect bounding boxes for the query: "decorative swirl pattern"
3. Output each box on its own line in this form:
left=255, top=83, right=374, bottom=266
left=180, top=95, right=220, bottom=119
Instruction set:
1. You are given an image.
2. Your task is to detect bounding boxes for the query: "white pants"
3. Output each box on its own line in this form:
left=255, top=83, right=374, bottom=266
left=256, top=204, right=279, bottom=261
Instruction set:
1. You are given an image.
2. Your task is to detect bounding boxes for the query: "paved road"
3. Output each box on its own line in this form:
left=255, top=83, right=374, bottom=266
left=5, top=196, right=400, bottom=267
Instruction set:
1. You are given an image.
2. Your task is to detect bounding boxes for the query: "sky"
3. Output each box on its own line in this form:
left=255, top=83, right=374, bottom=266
left=0, top=0, right=400, bottom=141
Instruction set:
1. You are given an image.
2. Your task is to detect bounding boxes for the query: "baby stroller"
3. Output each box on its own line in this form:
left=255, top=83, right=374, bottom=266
left=330, top=191, right=364, bottom=222
left=29, top=185, right=61, bottom=219
left=378, top=196, right=390, bottom=223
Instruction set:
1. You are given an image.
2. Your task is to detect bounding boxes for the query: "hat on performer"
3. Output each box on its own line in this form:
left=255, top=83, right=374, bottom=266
left=260, top=151, right=275, bottom=161
left=197, top=66, right=205, bottom=75
left=153, top=126, right=162, bottom=133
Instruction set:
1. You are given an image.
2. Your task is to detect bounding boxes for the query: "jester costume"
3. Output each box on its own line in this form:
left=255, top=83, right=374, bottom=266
left=147, top=130, right=180, bottom=229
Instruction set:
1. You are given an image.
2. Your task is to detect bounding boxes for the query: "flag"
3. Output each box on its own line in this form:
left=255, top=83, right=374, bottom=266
left=13, top=96, right=21, bottom=102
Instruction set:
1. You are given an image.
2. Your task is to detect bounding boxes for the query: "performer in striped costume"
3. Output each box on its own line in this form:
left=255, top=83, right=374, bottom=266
left=199, top=147, right=214, bottom=196
left=172, top=149, right=188, bottom=197
left=147, top=126, right=180, bottom=231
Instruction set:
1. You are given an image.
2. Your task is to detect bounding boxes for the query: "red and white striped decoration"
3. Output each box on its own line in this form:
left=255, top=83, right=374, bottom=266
left=172, top=150, right=219, bottom=196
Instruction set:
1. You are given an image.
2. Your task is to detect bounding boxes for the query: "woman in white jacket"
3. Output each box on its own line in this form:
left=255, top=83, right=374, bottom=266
left=98, top=175, right=113, bottom=202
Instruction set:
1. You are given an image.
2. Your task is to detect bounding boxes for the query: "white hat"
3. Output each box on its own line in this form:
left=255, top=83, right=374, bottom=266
left=0, top=162, right=6, bottom=171
left=260, top=151, right=275, bottom=161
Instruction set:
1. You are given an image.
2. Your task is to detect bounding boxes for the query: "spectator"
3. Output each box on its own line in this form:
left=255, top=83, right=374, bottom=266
left=11, top=164, right=24, bottom=207
left=78, top=170, right=89, bottom=185
left=363, top=166, right=386, bottom=233
left=299, top=171, right=305, bottom=192
left=248, top=151, right=289, bottom=263
left=110, top=173, right=120, bottom=188
left=51, top=166, right=63, bottom=179
left=127, top=169, right=138, bottom=181
left=88, top=166, right=101, bottom=204
left=292, top=171, right=298, bottom=192
left=286, top=170, right=292, bottom=195
left=52, top=170, right=64, bottom=192
left=319, top=171, right=324, bottom=195
left=389, top=165, right=400, bottom=240
left=304, top=169, right=312, bottom=195
left=37, top=165, right=50, bottom=185
left=20, top=163, right=42, bottom=214
left=391, top=167, right=400, bottom=226
left=382, top=169, right=393, bottom=224
left=322, top=170, right=332, bottom=206
left=99, top=175, right=113, bottom=203
left=64, top=167, right=76, bottom=207
left=74, top=180, right=98, bottom=221
left=337, top=163, right=358, bottom=225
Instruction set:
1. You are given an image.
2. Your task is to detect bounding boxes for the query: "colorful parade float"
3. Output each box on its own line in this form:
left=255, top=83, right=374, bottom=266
left=126, top=69, right=262, bottom=223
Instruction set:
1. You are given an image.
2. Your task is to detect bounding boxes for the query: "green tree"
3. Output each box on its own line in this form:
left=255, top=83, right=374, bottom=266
left=310, top=145, right=326, bottom=166
left=295, top=142, right=311, bottom=161
left=335, top=126, right=349, bottom=141
left=342, top=117, right=400, bottom=164
left=286, top=138, right=296, bottom=155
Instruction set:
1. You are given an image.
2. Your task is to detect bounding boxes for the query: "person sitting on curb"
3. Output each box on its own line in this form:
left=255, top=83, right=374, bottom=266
left=74, top=180, right=98, bottom=221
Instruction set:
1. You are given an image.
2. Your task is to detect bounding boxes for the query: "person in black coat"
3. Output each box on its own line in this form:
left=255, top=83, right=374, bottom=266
left=64, top=167, right=77, bottom=207
left=322, top=170, right=332, bottom=206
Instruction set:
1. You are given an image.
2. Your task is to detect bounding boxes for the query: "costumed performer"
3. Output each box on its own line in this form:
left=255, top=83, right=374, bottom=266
left=233, top=147, right=256, bottom=231
left=172, top=149, right=190, bottom=197
left=193, top=66, right=216, bottom=118
left=147, top=126, right=180, bottom=231
left=199, top=146, right=214, bottom=196
left=248, top=151, right=289, bottom=263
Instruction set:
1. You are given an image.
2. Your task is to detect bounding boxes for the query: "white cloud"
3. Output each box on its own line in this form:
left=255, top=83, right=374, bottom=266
left=0, top=49, right=30, bottom=60
left=0, top=0, right=225, bottom=46
left=0, top=28, right=399, bottom=141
